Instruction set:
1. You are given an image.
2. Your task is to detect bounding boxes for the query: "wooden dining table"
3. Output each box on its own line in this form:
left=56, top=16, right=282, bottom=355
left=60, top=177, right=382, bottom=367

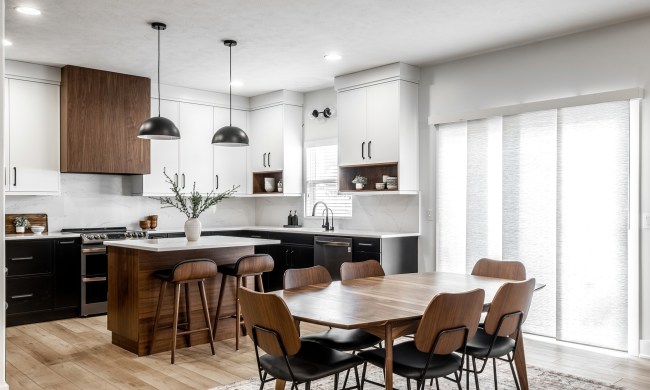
left=271, top=272, right=537, bottom=390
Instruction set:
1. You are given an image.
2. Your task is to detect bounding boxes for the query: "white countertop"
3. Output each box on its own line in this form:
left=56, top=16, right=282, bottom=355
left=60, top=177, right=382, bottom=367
left=152, top=225, right=420, bottom=238
left=104, top=235, right=281, bottom=252
left=5, top=232, right=80, bottom=240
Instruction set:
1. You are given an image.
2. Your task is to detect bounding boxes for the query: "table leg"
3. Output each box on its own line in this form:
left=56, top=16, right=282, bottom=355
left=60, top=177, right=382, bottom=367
left=274, top=380, right=286, bottom=390
left=384, top=323, right=394, bottom=390
left=514, top=329, right=529, bottom=390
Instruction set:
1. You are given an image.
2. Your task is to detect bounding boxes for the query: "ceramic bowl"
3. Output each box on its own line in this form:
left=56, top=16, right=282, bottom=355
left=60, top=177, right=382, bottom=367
left=375, top=183, right=385, bottom=190
left=387, top=184, right=398, bottom=190
left=30, top=225, right=45, bottom=234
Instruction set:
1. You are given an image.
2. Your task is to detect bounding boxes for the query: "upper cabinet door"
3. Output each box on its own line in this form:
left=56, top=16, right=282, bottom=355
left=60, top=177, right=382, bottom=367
left=142, top=99, right=180, bottom=195
left=7, top=79, right=60, bottom=193
left=3, top=78, right=9, bottom=192
left=337, top=88, right=367, bottom=166
left=213, top=107, right=248, bottom=194
left=250, top=105, right=284, bottom=172
left=179, top=102, right=214, bottom=194
left=365, top=81, right=399, bottom=164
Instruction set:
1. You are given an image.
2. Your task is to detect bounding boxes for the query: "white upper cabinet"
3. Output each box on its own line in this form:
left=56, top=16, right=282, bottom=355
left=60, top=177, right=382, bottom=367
left=141, top=99, right=180, bottom=195
left=179, top=102, right=214, bottom=194
left=250, top=105, right=284, bottom=172
left=5, top=78, right=60, bottom=194
left=213, top=107, right=248, bottom=194
left=335, top=63, right=420, bottom=193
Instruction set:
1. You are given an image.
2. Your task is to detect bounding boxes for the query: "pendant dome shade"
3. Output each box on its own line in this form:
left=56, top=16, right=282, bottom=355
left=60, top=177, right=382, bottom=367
left=213, top=39, right=249, bottom=146
left=137, top=22, right=180, bottom=140
left=212, top=125, right=249, bottom=146
left=138, top=116, right=181, bottom=140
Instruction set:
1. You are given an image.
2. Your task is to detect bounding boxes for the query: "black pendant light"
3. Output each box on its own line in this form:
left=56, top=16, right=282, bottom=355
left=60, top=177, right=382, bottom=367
left=212, top=40, right=249, bottom=146
left=138, top=22, right=180, bottom=140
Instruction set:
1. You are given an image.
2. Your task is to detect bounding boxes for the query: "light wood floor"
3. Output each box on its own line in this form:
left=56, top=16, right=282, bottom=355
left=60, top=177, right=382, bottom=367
left=5, top=316, right=650, bottom=389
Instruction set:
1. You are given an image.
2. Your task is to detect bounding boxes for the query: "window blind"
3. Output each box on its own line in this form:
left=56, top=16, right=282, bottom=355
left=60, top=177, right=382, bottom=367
left=305, top=144, right=352, bottom=217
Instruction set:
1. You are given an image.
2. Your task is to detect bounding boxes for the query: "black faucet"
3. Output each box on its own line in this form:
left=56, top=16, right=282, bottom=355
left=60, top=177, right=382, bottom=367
left=312, top=201, right=334, bottom=231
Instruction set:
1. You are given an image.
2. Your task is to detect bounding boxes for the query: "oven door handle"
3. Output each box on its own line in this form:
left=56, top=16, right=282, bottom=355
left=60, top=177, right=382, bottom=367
left=82, top=276, right=107, bottom=283
left=82, top=247, right=107, bottom=254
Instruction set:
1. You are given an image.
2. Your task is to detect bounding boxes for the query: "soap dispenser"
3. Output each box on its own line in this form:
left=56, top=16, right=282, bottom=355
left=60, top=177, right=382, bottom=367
left=287, top=210, right=293, bottom=226
left=292, top=210, right=299, bottom=226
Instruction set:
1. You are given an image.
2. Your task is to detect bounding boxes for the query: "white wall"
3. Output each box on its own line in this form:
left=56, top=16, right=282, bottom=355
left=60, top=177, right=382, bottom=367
left=5, top=174, right=256, bottom=231
left=0, top=1, right=7, bottom=388
left=419, top=16, right=650, bottom=352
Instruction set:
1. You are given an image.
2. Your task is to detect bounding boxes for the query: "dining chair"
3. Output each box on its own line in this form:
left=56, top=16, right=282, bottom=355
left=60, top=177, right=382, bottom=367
left=238, top=286, right=365, bottom=390
left=471, top=258, right=526, bottom=281
left=463, top=278, right=536, bottom=390
left=283, top=265, right=333, bottom=289
left=359, top=288, right=485, bottom=390
left=340, top=259, right=385, bottom=281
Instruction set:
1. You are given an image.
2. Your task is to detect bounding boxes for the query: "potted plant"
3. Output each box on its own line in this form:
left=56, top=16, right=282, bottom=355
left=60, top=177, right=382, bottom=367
left=352, top=175, right=368, bottom=190
left=154, top=172, right=238, bottom=241
left=14, top=216, right=31, bottom=233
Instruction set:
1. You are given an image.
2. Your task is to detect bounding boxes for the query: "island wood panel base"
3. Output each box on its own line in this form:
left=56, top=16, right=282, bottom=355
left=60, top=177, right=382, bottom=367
left=107, top=245, right=254, bottom=356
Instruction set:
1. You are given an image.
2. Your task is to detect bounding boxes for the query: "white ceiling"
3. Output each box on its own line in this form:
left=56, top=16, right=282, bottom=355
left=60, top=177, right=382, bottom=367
left=5, top=0, right=650, bottom=97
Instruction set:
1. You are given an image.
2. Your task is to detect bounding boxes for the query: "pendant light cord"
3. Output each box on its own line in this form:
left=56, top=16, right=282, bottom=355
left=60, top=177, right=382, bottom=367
left=157, top=27, right=161, bottom=117
left=229, top=43, right=232, bottom=126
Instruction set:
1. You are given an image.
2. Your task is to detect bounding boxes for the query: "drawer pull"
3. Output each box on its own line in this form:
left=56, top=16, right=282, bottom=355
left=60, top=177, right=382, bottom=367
left=357, top=243, right=374, bottom=247
left=82, top=276, right=107, bottom=283
left=250, top=235, right=263, bottom=238
left=11, top=293, right=34, bottom=299
left=59, top=240, right=76, bottom=245
left=11, top=256, right=34, bottom=261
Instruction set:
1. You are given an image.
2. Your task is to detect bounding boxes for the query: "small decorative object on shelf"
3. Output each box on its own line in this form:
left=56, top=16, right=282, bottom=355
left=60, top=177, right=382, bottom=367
left=154, top=171, right=237, bottom=241
left=139, top=219, right=151, bottom=230
left=352, top=175, right=367, bottom=190
left=14, top=216, right=31, bottom=233
left=148, top=215, right=158, bottom=230
left=277, top=179, right=283, bottom=193
left=264, top=177, right=275, bottom=192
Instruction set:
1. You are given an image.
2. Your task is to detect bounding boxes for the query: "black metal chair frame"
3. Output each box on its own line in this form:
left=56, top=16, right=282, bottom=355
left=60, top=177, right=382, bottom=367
left=464, top=311, right=524, bottom=390
left=361, top=326, right=470, bottom=390
left=251, top=325, right=362, bottom=390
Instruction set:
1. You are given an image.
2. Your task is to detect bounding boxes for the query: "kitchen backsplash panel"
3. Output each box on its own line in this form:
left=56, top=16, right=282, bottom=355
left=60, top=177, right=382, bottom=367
left=5, top=174, right=256, bottom=231
left=255, top=195, right=420, bottom=233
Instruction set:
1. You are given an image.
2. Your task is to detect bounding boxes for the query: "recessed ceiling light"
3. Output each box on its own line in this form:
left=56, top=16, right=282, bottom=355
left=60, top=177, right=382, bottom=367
left=15, top=6, right=41, bottom=15
left=3, top=39, right=12, bottom=46
left=324, top=53, right=342, bottom=61
left=230, top=80, right=243, bottom=87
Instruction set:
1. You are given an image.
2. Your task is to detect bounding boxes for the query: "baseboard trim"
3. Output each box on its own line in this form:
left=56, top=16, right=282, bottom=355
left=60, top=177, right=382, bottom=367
left=639, top=339, right=650, bottom=358
left=0, top=380, right=9, bottom=390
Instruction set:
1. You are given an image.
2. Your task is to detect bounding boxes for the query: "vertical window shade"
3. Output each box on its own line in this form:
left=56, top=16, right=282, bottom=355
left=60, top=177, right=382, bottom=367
left=436, top=101, right=629, bottom=351
left=305, top=144, right=352, bottom=217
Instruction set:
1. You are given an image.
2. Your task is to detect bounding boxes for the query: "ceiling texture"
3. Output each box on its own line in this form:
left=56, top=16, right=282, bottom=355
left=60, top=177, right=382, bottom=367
left=5, top=0, right=650, bottom=97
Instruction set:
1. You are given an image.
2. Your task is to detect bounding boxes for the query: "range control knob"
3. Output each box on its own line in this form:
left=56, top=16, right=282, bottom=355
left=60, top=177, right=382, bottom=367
left=100, top=234, right=107, bottom=239
left=125, top=232, right=132, bottom=238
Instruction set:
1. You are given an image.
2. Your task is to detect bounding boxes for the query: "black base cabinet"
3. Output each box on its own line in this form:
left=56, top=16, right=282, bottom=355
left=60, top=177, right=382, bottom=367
left=6, top=237, right=82, bottom=326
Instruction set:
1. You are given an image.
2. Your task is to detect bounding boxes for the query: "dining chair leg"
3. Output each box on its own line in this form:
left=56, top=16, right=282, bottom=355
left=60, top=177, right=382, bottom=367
left=507, top=353, right=521, bottom=390
left=184, top=283, right=191, bottom=347
left=436, top=377, right=441, bottom=390
left=353, top=365, right=361, bottom=390
left=235, top=275, right=242, bottom=350
left=466, top=354, right=470, bottom=390
left=198, top=280, right=216, bottom=355
left=472, top=357, right=480, bottom=390
left=212, top=274, right=228, bottom=339
left=171, top=283, right=181, bottom=364
left=150, top=280, right=166, bottom=354
left=305, top=382, right=311, bottom=390
left=360, top=362, right=368, bottom=390
left=454, top=371, right=462, bottom=390
left=406, top=378, right=411, bottom=390
left=334, top=373, right=339, bottom=390
left=493, top=358, right=499, bottom=390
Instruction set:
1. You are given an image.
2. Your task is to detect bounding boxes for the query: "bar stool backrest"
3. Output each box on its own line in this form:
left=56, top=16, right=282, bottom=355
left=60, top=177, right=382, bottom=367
left=170, top=259, right=217, bottom=282
left=234, top=254, right=274, bottom=275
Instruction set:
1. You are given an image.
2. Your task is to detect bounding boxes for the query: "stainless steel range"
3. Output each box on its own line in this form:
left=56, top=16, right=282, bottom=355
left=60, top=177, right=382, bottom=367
left=61, top=227, right=147, bottom=316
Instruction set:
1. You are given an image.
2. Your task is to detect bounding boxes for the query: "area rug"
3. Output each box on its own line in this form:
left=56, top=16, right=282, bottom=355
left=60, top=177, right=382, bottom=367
left=212, top=363, right=625, bottom=389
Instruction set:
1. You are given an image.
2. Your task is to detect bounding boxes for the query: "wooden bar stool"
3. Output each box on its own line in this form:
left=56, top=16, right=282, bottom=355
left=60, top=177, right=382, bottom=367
left=212, top=254, right=274, bottom=350
left=151, top=258, right=217, bottom=364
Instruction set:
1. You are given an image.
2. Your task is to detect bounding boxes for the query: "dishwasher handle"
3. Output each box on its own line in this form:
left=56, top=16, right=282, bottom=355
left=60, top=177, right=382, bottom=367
left=314, top=240, right=351, bottom=247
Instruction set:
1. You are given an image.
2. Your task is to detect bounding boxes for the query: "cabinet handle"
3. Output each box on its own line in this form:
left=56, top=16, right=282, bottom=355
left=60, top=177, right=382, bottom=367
left=58, top=241, right=76, bottom=245
left=13, top=167, right=17, bottom=186
left=215, top=175, right=219, bottom=189
left=11, top=256, right=33, bottom=261
left=250, top=235, right=262, bottom=238
left=285, top=249, right=290, bottom=266
left=174, top=173, right=178, bottom=186
left=11, top=293, right=34, bottom=300
left=267, top=152, right=271, bottom=167
left=358, top=242, right=374, bottom=247
left=82, top=276, right=107, bottom=283
left=368, top=141, right=372, bottom=159
left=361, top=142, right=365, bottom=160
left=263, top=153, right=267, bottom=168
left=182, top=173, right=186, bottom=189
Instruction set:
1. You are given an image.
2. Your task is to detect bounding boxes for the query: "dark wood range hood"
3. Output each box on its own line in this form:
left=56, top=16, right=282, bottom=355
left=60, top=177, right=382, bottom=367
left=60, top=65, right=151, bottom=174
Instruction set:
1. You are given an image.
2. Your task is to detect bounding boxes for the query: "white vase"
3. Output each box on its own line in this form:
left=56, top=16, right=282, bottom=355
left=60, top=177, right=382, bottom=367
left=355, top=183, right=364, bottom=190
left=16, top=226, right=25, bottom=233
left=184, top=218, right=202, bottom=241
left=264, top=177, right=275, bottom=192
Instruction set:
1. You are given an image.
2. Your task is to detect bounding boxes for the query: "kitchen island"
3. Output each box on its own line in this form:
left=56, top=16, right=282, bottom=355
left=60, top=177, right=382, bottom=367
left=104, top=235, right=280, bottom=356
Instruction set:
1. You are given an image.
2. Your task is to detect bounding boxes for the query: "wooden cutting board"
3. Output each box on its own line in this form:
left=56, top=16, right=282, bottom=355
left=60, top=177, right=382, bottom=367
left=5, top=214, right=48, bottom=234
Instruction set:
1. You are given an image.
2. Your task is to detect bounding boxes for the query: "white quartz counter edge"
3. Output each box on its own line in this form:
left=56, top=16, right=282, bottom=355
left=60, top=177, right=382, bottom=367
left=150, top=226, right=420, bottom=238
left=104, top=236, right=281, bottom=252
left=6, top=232, right=80, bottom=240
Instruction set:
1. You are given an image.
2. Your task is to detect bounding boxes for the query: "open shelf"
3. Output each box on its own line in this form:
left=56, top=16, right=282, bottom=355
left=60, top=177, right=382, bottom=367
left=252, top=171, right=283, bottom=194
left=339, top=163, right=399, bottom=192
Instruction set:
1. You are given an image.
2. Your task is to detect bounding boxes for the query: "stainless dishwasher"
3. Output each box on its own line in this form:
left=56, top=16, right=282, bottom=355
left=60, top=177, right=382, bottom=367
left=314, top=236, right=352, bottom=281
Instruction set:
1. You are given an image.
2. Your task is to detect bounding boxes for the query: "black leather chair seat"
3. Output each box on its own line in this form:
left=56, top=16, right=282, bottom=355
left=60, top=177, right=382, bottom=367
left=359, top=341, right=462, bottom=379
left=465, top=328, right=516, bottom=358
left=152, top=268, right=173, bottom=281
left=302, top=328, right=381, bottom=351
left=217, top=263, right=237, bottom=276
left=260, top=340, right=363, bottom=383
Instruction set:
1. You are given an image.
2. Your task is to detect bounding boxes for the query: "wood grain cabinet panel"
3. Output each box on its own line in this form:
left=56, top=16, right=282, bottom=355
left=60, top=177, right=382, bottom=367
left=60, top=65, right=151, bottom=174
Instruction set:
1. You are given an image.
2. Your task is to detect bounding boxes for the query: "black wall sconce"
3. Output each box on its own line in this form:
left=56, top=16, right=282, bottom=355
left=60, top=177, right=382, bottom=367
left=310, top=107, right=336, bottom=119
